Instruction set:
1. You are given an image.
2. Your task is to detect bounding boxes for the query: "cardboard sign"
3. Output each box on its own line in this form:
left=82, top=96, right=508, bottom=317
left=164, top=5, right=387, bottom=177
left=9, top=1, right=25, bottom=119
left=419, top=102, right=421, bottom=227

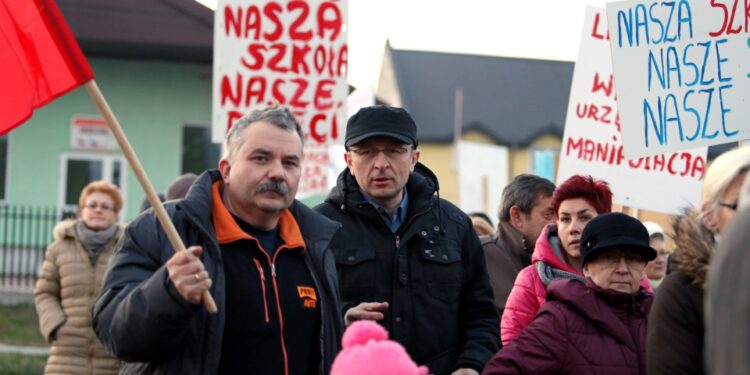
left=606, top=0, right=750, bottom=158
left=211, top=0, right=348, bottom=197
left=557, top=6, right=706, bottom=214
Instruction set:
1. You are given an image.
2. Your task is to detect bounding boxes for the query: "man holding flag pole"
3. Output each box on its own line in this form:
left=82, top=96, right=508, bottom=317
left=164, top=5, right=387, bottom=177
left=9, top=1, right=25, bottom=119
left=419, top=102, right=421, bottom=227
left=0, top=0, right=218, bottom=314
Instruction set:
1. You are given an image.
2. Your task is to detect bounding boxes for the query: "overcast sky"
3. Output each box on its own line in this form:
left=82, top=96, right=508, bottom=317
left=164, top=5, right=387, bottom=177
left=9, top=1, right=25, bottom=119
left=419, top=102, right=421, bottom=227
left=196, top=0, right=617, bottom=89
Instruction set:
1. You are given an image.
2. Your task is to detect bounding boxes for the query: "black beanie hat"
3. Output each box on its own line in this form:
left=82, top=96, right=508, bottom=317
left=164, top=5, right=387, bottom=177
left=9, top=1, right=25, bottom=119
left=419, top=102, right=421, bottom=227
left=580, top=212, right=657, bottom=265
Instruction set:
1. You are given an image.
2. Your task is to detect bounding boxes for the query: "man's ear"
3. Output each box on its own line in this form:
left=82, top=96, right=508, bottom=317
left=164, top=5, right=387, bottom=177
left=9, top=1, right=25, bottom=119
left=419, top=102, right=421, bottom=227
left=509, top=205, right=523, bottom=228
left=409, top=149, right=420, bottom=172
left=219, top=158, right=231, bottom=183
left=344, top=152, right=359, bottom=177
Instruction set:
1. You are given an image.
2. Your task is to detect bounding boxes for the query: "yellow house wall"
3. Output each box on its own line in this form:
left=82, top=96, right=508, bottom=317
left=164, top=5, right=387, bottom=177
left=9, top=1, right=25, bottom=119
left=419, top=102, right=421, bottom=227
left=418, top=132, right=497, bottom=206
left=462, top=131, right=494, bottom=144
left=417, top=143, right=459, bottom=205
left=419, top=133, right=564, bottom=207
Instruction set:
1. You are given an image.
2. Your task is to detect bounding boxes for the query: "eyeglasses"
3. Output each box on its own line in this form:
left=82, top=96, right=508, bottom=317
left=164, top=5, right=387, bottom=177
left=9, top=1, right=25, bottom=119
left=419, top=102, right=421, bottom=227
left=348, top=146, right=411, bottom=160
left=596, top=252, right=647, bottom=268
left=718, top=202, right=738, bottom=210
left=84, top=202, right=115, bottom=211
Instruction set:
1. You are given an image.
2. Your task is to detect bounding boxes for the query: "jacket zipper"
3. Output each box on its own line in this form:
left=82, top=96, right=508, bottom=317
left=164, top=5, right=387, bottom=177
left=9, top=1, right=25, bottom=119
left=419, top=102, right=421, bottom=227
left=270, top=251, right=290, bottom=375
left=253, top=258, right=270, bottom=323
left=253, top=239, right=292, bottom=375
left=393, top=207, right=431, bottom=248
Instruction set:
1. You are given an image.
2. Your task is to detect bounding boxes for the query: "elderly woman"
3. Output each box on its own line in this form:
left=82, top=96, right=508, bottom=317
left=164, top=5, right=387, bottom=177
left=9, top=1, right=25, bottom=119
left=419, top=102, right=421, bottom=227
left=641, top=222, right=669, bottom=289
left=483, top=213, right=656, bottom=374
left=501, top=175, right=617, bottom=344
left=647, top=146, right=750, bottom=375
left=34, top=181, right=124, bottom=375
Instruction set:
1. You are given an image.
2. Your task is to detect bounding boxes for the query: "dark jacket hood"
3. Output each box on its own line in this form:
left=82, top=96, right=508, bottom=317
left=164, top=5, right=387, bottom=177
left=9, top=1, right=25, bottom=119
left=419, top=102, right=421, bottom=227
left=671, top=208, right=715, bottom=285
left=324, top=162, right=439, bottom=208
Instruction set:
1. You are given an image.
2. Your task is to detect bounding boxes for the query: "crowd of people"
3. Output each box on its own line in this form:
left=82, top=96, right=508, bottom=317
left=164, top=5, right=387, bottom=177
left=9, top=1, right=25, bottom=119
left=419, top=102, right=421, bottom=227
left=32, top=104, right=750, bottom=375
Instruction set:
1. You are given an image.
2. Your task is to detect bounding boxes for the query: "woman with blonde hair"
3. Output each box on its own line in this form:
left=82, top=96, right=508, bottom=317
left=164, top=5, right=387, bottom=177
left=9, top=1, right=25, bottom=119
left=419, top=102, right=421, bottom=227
left=35, top=180, right=124, bottom=374
left=706, top=164, right=750, bottom=374
left=647, top=146, right=750, bottom=375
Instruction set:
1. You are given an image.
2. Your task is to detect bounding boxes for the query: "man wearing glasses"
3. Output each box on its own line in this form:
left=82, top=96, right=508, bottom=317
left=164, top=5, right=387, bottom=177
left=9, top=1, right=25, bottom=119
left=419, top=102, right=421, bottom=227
left=315, top=105, right=500, bottom=375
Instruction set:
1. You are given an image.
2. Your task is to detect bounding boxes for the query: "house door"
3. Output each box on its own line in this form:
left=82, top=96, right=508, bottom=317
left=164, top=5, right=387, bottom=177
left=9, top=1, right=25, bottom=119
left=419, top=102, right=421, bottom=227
left=58, top=153, right=127, bottom=220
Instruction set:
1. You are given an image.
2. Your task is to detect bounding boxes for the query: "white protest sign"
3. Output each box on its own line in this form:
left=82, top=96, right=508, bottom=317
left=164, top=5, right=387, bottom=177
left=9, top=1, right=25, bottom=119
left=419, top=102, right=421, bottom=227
left=557, top=6, right=706, bottom=214
left=606, top=0, right=750, bottom=159
left=458, top=141, right=508, bottom=216
left=212, top=0, right=348, bottom=197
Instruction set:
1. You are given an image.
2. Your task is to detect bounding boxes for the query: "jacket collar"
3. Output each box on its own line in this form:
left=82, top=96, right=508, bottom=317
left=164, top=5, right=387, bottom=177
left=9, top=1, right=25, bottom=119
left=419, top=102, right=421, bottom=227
left=325, top=162, right=438, bottom=215
left=532, top=224, right=580, bottom=275
left=176, top=170, right=219, bottom=238
left=54, top=218, right=125, bottom=242
left=210, top=181, right=306, bottom=251
left=179, top=170, right=340, bottom=253
left=547, top=279, right=652, bottom=350
left=496, top=221, right=530, bottom=254
left=671, top=208, right=715, bottom=285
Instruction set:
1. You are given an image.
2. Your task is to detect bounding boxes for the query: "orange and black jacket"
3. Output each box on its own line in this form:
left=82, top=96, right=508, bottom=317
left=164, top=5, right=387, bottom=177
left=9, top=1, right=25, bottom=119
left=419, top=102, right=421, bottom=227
left=93, top=170, right=344, bottom=375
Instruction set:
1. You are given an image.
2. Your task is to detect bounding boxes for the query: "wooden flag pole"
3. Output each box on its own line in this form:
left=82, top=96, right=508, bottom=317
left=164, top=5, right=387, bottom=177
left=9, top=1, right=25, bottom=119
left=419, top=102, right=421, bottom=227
left=85, top=80, right=218, bottom=314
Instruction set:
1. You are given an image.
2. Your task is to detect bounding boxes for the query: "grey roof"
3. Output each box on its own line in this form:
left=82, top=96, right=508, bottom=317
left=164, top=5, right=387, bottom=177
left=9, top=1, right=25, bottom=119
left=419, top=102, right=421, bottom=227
left=59, top=0, right=213, bottom=62
left=389, top=46, right=574, bottom=146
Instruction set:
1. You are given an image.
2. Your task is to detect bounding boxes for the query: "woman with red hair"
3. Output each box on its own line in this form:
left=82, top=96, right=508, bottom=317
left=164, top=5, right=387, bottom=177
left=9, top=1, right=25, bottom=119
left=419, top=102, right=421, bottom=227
left=500, top=175, right=619, bottom=345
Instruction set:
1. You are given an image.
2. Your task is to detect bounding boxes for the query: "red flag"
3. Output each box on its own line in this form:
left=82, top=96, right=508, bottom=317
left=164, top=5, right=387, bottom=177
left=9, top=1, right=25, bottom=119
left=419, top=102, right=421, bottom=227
left=0, top=0, right=93, bottom=134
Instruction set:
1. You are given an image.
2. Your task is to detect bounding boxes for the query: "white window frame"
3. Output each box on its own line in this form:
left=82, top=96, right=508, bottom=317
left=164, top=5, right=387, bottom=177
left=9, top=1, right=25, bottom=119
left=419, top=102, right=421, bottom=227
left=0, top=133, right=10, bottom=203
left=180, top=122, right=220, bottom=175
left=58, top=152, right=128, bottom=220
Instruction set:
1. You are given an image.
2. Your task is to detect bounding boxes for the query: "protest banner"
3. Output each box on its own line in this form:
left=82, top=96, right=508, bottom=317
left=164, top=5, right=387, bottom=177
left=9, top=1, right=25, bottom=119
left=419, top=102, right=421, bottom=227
left=606, top=0, right=750, bottom=158
left=212, top=0, right=348, bottom=197
left=557, top=6, right=706, bottom=214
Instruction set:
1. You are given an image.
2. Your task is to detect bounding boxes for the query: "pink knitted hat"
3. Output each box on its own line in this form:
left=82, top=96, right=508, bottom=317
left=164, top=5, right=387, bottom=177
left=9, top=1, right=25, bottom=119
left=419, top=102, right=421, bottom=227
left=331, top=321, right=430, bottom=375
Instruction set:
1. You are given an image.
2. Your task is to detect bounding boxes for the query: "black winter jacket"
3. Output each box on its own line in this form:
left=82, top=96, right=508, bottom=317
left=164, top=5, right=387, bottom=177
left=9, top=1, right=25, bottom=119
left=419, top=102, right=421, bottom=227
left=93, top=170, right=344, bottom=374
left=315, top=163, right=500, bottom=375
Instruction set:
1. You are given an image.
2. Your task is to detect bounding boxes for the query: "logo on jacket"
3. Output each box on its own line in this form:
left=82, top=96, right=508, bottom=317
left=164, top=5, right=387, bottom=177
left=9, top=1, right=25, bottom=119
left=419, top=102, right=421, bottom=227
left=297, top=286, right=317, bottom=309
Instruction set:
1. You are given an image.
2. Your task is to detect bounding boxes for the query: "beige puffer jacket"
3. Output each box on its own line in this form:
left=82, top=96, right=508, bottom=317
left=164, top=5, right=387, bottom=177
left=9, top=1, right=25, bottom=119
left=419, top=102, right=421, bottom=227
left=34, top=219, right=124, bottom=375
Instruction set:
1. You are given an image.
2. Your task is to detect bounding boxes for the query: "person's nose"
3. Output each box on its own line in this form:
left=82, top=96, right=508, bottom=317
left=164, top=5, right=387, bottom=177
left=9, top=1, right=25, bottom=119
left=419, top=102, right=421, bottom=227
left=615, top=257, right=630, bottom=273
left=267, top=159, right=286, bottom=180
left=372, top=149, right=390, bottom=169
left=570, top=218, right=584, bottom=234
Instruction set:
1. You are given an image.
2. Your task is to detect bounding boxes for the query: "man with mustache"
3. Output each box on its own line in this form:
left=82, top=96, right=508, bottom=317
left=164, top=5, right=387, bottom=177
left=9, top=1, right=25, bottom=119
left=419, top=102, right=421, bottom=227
left=93, top=106, right=344, bottom=374
left=315, top=105, right=500, bottom=375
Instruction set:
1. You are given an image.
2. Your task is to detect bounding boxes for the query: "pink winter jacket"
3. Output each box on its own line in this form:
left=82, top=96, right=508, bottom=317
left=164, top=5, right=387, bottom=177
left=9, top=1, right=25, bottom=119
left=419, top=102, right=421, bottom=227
left=500, top=224, right=651, bottom=345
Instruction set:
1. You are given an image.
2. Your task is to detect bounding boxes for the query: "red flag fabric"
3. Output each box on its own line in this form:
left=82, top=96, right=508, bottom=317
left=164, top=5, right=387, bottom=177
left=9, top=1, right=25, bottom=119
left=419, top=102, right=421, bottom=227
left=0, top=0, right=94, bottom=134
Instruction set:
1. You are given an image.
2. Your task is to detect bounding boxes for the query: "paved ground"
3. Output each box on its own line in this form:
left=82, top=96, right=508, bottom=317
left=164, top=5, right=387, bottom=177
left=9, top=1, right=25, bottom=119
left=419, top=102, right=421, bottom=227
left=0, top=342, right=48, bottom=356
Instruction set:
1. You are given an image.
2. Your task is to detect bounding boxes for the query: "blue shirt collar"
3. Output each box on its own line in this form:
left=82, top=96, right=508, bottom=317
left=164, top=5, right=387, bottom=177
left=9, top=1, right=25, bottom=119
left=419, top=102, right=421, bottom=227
left=360, top=188, right=409, bottom=233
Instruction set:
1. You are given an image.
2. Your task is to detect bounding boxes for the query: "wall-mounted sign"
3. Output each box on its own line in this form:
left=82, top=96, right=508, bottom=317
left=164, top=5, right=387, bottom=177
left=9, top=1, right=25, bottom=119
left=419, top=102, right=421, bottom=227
left=70, top=115, right=116, bottom=151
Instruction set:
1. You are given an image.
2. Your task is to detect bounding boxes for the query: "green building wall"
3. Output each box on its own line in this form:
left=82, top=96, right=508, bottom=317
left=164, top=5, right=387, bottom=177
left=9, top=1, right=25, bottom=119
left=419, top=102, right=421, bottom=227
left=6, top=57, right=213, bottom=221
